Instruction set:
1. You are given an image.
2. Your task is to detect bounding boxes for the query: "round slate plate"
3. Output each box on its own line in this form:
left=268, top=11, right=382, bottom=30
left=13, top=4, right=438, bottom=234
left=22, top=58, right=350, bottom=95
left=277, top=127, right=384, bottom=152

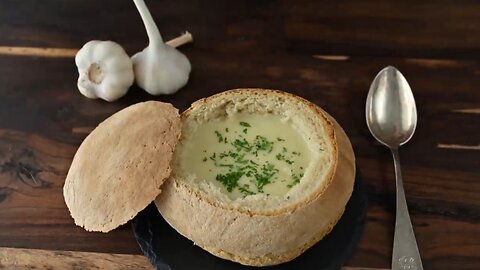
left=132, top=170, right=367, bottom=270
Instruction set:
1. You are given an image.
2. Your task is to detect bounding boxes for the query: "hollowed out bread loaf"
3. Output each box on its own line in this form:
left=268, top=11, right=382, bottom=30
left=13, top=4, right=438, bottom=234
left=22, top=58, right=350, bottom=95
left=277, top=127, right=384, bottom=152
left=155, top=89, right=355, bottom=266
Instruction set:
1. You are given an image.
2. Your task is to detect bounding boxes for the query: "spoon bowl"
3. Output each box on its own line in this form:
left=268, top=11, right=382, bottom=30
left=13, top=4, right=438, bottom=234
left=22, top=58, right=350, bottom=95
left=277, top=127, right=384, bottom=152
left=366, top=66, right=417, bottom=148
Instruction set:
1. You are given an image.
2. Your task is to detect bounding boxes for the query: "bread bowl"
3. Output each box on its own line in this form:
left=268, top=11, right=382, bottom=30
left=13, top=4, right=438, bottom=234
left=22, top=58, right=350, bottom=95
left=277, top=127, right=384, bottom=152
left=155, top=89, right=355, bottom=266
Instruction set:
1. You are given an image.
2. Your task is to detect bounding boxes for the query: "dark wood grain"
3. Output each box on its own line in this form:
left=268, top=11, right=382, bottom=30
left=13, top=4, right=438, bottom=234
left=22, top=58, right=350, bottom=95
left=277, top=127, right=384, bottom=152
left=0, top=247, right=385, bottom=270
left=1, top=0, right=480, bottom=59
left=0, top=247, right=153, bottom=269
left=0, top=1, right=479, bottom=270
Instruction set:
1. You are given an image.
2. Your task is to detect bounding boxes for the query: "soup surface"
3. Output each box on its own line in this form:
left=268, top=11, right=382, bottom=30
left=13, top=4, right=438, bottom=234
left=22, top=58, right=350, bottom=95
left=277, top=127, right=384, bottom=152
left=179, top=113, right=312, bottom=199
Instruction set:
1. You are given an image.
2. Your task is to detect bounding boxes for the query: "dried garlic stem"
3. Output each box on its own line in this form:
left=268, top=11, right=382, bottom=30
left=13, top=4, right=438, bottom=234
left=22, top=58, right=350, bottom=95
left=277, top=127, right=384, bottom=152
left=166, top=32, right=193, bottom=48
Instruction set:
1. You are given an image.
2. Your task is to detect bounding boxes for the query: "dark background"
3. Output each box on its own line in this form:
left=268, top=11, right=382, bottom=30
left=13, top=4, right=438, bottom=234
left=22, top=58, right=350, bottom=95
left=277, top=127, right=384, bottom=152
left=0, top=1, right=479, bottom=269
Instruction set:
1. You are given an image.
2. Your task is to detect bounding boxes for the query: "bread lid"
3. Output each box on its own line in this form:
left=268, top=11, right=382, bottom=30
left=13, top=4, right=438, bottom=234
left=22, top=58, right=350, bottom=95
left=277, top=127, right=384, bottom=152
left=63, top=101, right=181, bottom=232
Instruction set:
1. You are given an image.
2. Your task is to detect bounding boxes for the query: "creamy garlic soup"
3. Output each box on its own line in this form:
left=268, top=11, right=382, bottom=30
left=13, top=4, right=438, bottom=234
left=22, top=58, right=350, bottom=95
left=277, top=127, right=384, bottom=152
left=180, top=113, right=312, bottom=199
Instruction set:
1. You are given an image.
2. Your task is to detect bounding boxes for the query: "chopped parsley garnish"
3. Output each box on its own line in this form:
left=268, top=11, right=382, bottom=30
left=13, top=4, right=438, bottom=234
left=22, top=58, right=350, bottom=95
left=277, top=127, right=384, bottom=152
left=254, top=135, right=273, bottom=152
left=253, top=163, right=279, bottom=192
left=287, top=173, right=302, bottom=188
left=239, top=185, right=255, bottom=196
left=216, top=171, right=244, bottom=192
left=215, top=130, right=223, bottom=143
left=207, top=122, right=304, bottom=195
left=218, top=163, right=234, bottom=168
left=276, top=153, right=294, bottom=164
left=232, top=138, right=252, bottom=152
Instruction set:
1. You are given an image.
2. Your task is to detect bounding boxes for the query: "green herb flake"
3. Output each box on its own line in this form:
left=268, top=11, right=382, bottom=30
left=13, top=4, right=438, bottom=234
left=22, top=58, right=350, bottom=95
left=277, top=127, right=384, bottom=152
left=225, top=128, right=229, bottom=133
left=253, top=162, right=279, bottom=192
left=202, top=157, right=207, bottom=162
left=254, top=173, right=271, bottom=192
left=232, top=138, right=252, bottom=152
left=277, top=137, right=285, bottom=142
left=216, top=171, right=244, bottom=192
left=239, top=185, right=255, bottom=196
left=243, top=128, right=248, bottom=134
left=218, top=163, right=234, bottom=168
left=287, top=173, right=301, bottom=188
left=276, top=153, right=293, bottom=164
left=254, top=135, right=273, bottom=153
left=215, top=130, right=223, bottom=143
left=239, top=122, right=251, bottom=127
left=237, top=159, right=248, bottom=164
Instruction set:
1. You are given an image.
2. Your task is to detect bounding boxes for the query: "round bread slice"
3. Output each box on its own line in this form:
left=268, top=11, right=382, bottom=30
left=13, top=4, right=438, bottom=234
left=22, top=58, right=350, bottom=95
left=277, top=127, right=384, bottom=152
left=64, top=101, right=181, bottom=232
left=155, top=89, right=355, bottom=266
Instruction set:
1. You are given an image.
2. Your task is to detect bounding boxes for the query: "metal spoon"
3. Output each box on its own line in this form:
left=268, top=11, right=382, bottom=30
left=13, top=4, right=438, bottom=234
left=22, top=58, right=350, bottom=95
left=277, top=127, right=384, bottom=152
left=366, top=66, right=424, bottom=270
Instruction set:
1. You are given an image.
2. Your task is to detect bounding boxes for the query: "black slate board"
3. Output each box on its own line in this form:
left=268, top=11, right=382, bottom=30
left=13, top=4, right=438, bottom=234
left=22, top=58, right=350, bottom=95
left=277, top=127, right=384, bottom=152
left=132, top=170, right=367, bottom=270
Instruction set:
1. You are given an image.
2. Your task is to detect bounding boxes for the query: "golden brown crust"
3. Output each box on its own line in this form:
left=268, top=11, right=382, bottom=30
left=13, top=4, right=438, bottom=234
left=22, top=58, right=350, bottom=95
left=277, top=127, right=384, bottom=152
left=64, top=101, right=181, bottom=232
left=155, top=89, right=355, bottom=266
left=201, top=208, right=345, bottom=266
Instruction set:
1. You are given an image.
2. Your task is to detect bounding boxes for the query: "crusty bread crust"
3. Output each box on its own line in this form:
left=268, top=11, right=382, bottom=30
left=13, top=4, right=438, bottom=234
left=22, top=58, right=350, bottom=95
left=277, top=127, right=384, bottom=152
left=64, top=101, right=181, bottom=232
left=155, top=89, right=355, bottom=266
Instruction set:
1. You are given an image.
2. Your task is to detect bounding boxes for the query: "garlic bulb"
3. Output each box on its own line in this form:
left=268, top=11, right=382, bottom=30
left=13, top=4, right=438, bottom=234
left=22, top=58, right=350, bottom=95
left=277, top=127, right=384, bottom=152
left=132, top=0, right=191, bottom=95
left=75, top=41, right=134, bottom=102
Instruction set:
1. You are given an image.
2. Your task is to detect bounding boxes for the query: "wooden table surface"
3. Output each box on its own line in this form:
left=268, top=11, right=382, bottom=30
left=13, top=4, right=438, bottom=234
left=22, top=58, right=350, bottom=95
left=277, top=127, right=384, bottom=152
left=1, top=1, right=479, bottom=269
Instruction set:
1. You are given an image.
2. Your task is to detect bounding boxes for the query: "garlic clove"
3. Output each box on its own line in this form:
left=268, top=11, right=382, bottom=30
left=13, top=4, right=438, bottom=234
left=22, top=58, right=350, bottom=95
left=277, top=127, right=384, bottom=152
left=77, top=74, right=100, bottom=99
left=98, top=75, right=132, bottom=102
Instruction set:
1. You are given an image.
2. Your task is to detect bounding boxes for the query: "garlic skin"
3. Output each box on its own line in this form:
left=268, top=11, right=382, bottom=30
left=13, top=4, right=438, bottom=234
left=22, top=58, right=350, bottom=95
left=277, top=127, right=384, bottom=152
left=132, top=44, right=191, bottom=95
left=132, top=0, right=191, bottom=95
left=75, top=41, right=134, bottom=102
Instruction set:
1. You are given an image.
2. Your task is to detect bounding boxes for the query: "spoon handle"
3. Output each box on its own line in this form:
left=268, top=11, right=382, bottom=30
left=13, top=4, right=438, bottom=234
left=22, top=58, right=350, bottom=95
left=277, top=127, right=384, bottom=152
left=391, top=149, right=424, bottom=270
